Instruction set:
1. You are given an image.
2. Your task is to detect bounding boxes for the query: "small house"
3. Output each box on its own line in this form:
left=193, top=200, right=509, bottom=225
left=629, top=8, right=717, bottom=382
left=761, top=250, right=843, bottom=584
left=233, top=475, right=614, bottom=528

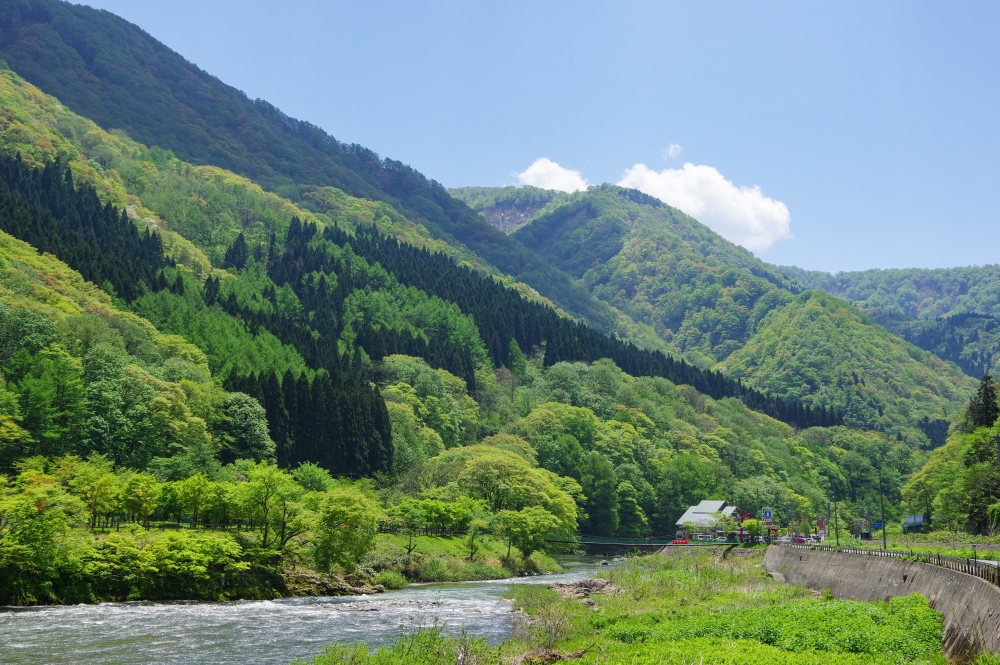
left=675, top=500, right=737, bottom=540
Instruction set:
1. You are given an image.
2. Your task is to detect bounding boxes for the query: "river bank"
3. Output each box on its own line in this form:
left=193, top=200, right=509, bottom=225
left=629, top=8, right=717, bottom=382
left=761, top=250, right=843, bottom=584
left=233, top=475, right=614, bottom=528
left=296, top=548, right=949, bottom=665
left=0, top=556, right=609, bottom=665
left=0, top=528, right=564, bottom=606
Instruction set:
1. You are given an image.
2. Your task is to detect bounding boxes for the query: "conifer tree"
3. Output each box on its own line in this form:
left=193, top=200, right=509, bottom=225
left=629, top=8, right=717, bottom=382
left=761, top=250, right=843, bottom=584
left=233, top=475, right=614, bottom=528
left=223, top=232, right=249, bottom=270
left=966, top=374, right=1000, bottom=431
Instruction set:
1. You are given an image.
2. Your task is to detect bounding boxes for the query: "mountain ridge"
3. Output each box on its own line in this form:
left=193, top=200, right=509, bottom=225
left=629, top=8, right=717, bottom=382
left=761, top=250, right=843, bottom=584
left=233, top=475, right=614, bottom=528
left=454, top=184, right=977, bottom=442
left=0, top=0, right=650, bottom=339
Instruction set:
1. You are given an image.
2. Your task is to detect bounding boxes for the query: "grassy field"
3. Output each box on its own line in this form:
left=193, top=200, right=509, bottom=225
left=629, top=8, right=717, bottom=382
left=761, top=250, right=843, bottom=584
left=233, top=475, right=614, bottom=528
left=363, top=534, right=563, bottom=585
left=295, top=548, right=951, bottom=665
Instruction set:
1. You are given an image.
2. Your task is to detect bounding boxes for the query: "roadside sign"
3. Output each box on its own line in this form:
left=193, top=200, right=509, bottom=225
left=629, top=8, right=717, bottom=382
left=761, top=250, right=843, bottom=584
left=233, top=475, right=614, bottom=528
left=762, top=508, right=773, bottom=525
left=818, top=519, right=825, bottom=531
left=873, top=521, right=883, bottom=530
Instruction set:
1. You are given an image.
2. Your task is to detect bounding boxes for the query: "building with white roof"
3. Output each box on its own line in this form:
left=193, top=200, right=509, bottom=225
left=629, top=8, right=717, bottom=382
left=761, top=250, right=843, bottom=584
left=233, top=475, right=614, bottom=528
left=674, top=500, right=737, bottom=536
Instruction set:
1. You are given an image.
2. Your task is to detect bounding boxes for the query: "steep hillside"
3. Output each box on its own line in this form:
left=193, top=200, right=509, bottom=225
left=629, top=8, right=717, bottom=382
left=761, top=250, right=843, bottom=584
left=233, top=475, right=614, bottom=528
left=0, top=0, right=641, bottom=336
left=719, top=291, right=975, bottom=440
left=0, top=152, right=393, bottom=476
left=0, top=207, right=256, bottom=472
left=458, top=184, right=800, bottom=367
left=457, top=185, right=977, bottom=440
left=782, top=264, right=1000, bottom=379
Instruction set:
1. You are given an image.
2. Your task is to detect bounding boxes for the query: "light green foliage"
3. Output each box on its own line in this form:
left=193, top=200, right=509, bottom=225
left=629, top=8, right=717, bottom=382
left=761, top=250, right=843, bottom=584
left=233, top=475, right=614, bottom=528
left=9, top=344, right=88, bottom=457
left=721, top=291, right=975, bottom=434
left=380, top=355, right=479, bottom=467
left=121, top=473, right=160, bottom=527
left=313, top=485, right=385, bottom=573
left=371, top=569, right=408, bottom=590
left=179, top=473, right=211, bottom=526
left=743, top=518, right=764, bottom=537
left=131, top=284, right=308, bottom=381
left=471, top=185, right=797, bottom=363
left=903, top=423, right=1000, bottom=533
left=788, top=263, right=1000, bottom=379
left=337, top=264, right=488, bottom=366
left=480, top=433, right=536, bottom=464
left=496, top=357, right=912, bottom=537
left=493, top=506, right=559, bottom=561
left=239, top=461, right=308, bottom=552
left=465, top=517, right=490, bottom=560
left=293, top=462, right=335, bottom=492
left=423, top=445, right=578, bottom=535
left=0, top=451, right=400, bottom=603
left=0, top=228, right=266, bottom=476
left=222, top=393, right=276, bottom=462
left=0, top=468, right=78, bottom=598
left=365, top=533, right=561, bottom=583
left=783, top=263, right=1000, bottom=321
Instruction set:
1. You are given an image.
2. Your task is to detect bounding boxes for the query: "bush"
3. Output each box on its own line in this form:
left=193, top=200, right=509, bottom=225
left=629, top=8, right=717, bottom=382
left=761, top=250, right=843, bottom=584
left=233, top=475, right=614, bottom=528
left=416, top=557, right=450, bottom=582
left=373, top=570, right=408, bottom=589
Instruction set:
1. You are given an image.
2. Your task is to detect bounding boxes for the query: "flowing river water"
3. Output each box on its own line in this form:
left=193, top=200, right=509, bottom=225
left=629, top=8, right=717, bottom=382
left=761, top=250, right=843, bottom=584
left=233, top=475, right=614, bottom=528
left=0, top=557, right=617, bottom=665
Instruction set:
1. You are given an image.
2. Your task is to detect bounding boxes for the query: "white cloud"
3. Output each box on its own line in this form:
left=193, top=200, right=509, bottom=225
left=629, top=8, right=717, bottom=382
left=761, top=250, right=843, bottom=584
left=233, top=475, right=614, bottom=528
left=663, top=143, right=683, bottom=159
left=617, top=163, right=791, bottom=251
left=515, top=158, right=589, bottom=193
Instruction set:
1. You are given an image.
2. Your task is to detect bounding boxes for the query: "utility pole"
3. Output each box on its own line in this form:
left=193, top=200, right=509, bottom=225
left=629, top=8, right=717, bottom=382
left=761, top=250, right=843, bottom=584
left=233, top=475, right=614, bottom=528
left=834, top=498, right=840, bottom=546
left=827, top=501, right=831, bottom=542
left=878, top=465, right=887, bottom=550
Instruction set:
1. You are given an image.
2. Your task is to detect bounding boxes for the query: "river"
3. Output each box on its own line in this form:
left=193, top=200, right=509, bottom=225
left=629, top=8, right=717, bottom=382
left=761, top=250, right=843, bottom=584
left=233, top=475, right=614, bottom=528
left=0, top=557, right=617, bottom=665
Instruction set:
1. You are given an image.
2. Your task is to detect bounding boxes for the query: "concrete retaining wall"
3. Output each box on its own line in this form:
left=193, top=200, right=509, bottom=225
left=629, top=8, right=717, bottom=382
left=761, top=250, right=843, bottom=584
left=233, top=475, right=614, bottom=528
left=764, top=545, right=1000, bottom=660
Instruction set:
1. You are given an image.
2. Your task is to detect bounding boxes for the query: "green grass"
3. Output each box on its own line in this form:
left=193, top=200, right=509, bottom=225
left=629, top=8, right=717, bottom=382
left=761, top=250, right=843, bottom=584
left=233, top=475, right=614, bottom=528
left=362, top=534, right=562, bottom=583
left=504, top=550, right=945, bottom=665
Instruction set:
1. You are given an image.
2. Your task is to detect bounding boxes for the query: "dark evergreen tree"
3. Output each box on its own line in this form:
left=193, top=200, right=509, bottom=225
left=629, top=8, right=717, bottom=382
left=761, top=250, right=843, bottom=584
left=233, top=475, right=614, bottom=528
left=223, top=232, right=249, bottom=270
left=966, top=374, right=1000, bottom=431
left=0, top=155, right=171, bottom=301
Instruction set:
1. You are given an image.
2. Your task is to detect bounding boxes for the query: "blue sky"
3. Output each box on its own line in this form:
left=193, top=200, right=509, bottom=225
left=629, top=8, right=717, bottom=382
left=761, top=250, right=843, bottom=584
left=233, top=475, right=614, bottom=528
left=82, top=1, right=1000, bottom=272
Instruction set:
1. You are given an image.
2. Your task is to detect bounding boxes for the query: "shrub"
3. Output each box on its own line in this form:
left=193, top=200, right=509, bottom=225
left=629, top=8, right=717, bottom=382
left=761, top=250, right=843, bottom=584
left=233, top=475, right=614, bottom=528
left=372, top=570, right=408, bottom=590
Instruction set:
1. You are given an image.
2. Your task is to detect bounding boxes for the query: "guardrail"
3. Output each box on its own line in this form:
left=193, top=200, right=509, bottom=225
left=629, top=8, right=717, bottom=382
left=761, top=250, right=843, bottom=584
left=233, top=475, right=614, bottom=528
left=540, top=534, right=729, bottom=546
left=778, top=542, right=1000, bottom=588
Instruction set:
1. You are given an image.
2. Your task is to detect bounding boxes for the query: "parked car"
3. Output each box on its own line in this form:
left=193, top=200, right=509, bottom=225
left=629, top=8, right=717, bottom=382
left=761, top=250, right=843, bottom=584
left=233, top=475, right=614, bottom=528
left=793, top=536, right=808, bottom=543
left=716, top=536, right=728, bottom=542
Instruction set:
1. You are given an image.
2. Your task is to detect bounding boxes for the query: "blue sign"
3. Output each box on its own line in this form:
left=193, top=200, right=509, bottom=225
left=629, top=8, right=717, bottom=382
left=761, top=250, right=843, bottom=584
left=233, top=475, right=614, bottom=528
left=762, top=508, right=773, bottom=523
left=873, top=521, right=883, bottom=529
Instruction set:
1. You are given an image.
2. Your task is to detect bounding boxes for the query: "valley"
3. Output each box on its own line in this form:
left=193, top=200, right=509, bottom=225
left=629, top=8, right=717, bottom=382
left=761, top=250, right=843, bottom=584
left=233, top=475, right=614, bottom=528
left=0, top=1, right=996, bottom=664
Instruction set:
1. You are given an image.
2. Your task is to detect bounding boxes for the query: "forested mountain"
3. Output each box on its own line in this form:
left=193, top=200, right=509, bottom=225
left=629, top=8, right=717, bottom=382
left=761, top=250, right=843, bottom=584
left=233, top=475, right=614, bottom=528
left=781, top=264, right=1000, bottom=319
left=455, top=184, right=799, bottom=367
left=0, top=0, right=653, bottom=340
left=453, top=185, right=976, bottom=442
left=0, top=0, right=988, bottom=606
left=0, top=191, right=271, bottom=473
left=782, top=264, right=1000, bottom=379
left=719, top=291, right=974, bottom=442
left=0, top=153, right=393, bottom=477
